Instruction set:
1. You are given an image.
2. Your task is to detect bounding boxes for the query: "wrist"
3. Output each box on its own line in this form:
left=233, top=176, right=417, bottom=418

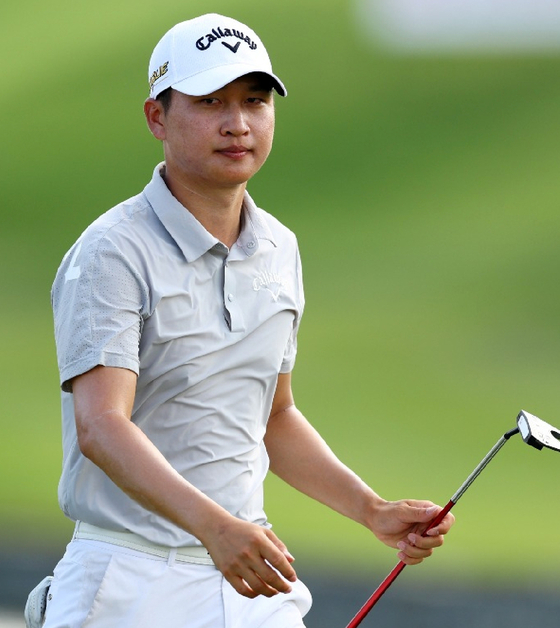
left=359, top=488, right=388, bottom=531
left=189, top=501, right=234, bottom=548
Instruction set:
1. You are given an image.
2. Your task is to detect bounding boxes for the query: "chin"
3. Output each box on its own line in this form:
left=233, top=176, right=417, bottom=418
left=221, top=166, right=263, bottom=186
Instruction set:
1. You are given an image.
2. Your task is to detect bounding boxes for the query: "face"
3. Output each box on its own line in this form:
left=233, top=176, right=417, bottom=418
left=145, top=73, right=276, bottom=193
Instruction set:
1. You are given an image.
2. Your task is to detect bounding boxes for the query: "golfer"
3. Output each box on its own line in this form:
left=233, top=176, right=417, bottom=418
left=27, top=13, right=454, bottom=628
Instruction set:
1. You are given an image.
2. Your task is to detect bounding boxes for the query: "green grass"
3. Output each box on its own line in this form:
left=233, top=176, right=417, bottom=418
left=3, top=0, right=560, bottom=582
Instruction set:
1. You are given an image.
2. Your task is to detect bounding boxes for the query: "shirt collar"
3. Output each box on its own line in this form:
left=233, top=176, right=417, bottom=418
left=236, top=190, right=277, bottom=258
left=143, top=163, right=277, bottom=262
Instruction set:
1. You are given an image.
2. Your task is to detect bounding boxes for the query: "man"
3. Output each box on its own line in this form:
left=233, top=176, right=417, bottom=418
left=27, top=13, right=454, bottom=628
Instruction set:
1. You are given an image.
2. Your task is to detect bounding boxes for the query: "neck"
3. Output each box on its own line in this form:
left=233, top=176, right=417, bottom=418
left=163, top=166, right=247, bottom=249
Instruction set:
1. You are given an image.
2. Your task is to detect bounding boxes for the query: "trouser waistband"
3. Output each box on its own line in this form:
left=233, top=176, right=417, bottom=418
left=74, top=521, right=214, bottom=566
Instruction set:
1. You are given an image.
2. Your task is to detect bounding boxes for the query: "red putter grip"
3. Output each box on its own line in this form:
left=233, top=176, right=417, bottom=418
left=345, top=500, right=455, bottom=628
left=421, top=500, right=454, bottom=536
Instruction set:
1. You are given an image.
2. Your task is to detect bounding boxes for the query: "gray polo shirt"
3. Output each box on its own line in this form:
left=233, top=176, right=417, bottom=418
left=51, top=163, right=304, bottom=546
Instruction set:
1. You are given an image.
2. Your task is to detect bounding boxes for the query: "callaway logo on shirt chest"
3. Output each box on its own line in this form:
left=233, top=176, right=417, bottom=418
left=196, top=26, right=258, bottom=52
left=252, top=270, right=286, bottom=302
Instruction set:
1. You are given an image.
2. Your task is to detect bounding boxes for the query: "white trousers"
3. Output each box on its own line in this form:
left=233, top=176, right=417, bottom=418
left=43, top=539, right=312, bottom=628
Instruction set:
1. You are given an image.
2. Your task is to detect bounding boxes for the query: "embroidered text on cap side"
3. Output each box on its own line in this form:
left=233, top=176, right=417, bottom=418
left=150, top=62, right=169, bottom=91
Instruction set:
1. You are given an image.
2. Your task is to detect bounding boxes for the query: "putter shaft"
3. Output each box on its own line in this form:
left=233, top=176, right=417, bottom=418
left=452, top=427, right=518, bottom=501
left=345, top=426, right=520, bottom=628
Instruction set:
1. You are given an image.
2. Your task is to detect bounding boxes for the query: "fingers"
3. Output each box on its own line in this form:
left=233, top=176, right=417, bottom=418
left=375, top=500, right=456, bottom=565
left=264, top=529, right=297, bottom=569
left=209, top=522, right=297, bottom=599
left=396, top=530, right=442, bottom=564
left=400, top=501, right=456, bottom=537
left=426, top=511, right=455, bottom=536
left=225, top=554, right=294, bottom=598
left=227, top=557, right=293, bottom=598
left=396, top=508, right=456, bottom=564
left=397, top=543, right=432, bottom=565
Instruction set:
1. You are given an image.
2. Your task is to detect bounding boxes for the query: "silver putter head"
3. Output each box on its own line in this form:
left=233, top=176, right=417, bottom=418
left=517, top=410, right=560, bottom=452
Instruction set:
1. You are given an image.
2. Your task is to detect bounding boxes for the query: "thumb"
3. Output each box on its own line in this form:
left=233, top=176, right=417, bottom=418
left=423, top=505, right=440, bottom=519
left=401, top=503, right=439, bottom=524
left=265, top=528, right=295, bottom=563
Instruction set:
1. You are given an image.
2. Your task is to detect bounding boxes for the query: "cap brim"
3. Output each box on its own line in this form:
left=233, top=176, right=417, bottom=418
left=171, top=64, right=287, bottom=97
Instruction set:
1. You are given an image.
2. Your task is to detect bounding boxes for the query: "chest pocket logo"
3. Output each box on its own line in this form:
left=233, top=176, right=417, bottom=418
left=252, top=271, right=285, bottom=302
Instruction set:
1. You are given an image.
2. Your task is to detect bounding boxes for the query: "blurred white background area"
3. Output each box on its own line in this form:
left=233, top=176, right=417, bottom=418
left=354, top=0, right=560, bottom=53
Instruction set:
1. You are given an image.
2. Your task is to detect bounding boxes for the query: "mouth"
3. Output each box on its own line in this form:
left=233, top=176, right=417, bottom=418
left=217, top=145, right=251, bottom=160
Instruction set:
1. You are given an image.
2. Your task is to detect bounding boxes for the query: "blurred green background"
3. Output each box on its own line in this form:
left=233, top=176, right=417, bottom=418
left=2, top=0, right=560, bottom=590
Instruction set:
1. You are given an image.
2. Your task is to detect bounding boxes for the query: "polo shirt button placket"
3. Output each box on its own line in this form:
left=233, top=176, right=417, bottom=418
left=223, top=261, right=244, bottom=332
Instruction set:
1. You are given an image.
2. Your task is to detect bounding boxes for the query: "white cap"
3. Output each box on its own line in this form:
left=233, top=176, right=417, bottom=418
left=148, top=14, right=287, bottom=99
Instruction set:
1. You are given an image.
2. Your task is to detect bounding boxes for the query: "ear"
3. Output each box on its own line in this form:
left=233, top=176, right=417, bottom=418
left=144, top=98, right=167, bottom=141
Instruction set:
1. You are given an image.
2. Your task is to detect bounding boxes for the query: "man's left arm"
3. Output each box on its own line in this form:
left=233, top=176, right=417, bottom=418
left=264, top=373, right=455, bottom=565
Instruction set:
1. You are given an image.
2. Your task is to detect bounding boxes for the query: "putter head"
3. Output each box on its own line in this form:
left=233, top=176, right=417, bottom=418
left=517, top=410, right=560, bottom=452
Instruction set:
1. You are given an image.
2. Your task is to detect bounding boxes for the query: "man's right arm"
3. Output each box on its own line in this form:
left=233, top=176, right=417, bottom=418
left=72, top=365, right=296, bottom=598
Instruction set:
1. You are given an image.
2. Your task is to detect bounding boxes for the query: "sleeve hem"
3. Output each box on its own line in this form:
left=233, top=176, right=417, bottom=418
left=60, top=353, right=140, bottom=393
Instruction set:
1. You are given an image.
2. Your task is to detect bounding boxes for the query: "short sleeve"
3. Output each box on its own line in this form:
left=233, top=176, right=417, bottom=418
left=51, top=234, right=149, bottom=392
left=280, top=240, right=305, bottom=373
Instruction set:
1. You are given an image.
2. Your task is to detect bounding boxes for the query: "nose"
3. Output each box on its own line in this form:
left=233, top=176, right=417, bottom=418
left=220, top=105, right=250, bottom=137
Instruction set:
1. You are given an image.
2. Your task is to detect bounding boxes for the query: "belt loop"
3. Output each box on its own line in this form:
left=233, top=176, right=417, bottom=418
left=167, top=548, right=177, bottom=566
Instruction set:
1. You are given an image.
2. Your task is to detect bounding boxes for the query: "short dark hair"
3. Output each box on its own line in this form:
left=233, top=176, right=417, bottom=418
left=156, top=87, right=174, bottom=113
left=247, top=72, right=276, bottom=93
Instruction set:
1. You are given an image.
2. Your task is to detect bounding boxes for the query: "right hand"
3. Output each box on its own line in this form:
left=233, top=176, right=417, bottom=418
left=201, top=515, right=297, bottom=598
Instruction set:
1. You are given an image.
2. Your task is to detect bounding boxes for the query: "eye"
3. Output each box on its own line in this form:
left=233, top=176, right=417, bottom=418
left=199, top=97, right=219, bottom=105
left=247, top=96, right=271, bottom=105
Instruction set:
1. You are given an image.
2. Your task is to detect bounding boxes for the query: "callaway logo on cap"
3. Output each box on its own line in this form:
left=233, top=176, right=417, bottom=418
left=148, top=13, right=287, bottom=98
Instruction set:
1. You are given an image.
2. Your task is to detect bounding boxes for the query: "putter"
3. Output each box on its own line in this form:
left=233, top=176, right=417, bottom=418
left=346, top=410, right=560, bottom=628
